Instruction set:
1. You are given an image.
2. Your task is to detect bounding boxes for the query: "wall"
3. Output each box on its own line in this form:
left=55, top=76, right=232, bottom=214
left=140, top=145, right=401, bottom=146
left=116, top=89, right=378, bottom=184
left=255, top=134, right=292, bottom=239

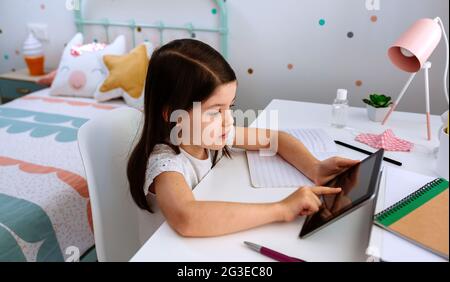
left=0, top=0, right=449, bottom=114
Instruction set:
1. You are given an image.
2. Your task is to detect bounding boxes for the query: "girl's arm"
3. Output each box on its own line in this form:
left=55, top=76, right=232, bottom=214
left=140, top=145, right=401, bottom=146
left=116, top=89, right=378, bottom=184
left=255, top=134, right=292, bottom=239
left=233, top=127, right=319, bottom=180
left=232, top=127, right=360, bottom=186
left=153, top=171, right=340, bottom=237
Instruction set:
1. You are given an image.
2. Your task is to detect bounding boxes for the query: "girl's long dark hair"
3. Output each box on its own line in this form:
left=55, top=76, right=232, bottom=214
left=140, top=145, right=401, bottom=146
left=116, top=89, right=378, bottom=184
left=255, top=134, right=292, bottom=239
left=127, top=39, right=236, bottom=213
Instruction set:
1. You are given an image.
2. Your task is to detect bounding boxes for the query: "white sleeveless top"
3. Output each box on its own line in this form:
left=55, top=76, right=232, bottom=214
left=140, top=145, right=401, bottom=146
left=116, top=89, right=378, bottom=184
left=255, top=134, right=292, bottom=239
left=143, top=126, right=235, bottom=195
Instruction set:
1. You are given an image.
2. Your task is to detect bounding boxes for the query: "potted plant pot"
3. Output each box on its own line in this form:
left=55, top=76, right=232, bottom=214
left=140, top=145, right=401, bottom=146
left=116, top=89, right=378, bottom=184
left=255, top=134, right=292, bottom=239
left=366, top=104, right=391, bottom=122
left=363, top=94, right=393, bottom=123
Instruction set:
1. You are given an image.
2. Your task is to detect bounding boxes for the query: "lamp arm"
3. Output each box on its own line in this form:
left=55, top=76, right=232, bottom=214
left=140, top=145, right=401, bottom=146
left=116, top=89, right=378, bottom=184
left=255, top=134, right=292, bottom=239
left=435, top=17, right=449, bottom=104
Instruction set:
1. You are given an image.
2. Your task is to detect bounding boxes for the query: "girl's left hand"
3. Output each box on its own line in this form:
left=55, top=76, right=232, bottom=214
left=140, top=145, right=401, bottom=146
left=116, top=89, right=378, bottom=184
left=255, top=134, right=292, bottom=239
left=311, top=157, right=360, bottom=186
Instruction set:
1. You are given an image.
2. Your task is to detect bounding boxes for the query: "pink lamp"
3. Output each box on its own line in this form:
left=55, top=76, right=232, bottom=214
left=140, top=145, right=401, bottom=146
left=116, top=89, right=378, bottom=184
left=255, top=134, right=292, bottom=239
left=382, top=17, right=449, bottom=140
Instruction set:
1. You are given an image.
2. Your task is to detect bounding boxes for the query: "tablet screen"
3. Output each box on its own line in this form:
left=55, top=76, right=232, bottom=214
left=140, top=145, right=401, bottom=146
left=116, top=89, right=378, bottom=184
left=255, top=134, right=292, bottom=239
left=299, top=149, right=384, bottom=238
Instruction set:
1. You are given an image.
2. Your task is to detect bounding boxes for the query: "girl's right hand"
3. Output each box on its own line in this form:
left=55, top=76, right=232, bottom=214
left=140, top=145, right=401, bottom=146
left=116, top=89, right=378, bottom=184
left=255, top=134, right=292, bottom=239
left=278, top=186, right=342, bottom=222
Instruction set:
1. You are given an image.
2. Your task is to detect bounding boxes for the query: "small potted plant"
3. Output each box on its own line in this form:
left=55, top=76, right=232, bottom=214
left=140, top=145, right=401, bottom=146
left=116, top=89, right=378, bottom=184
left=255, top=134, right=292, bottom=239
left=363, top=93, right=393, bottom=122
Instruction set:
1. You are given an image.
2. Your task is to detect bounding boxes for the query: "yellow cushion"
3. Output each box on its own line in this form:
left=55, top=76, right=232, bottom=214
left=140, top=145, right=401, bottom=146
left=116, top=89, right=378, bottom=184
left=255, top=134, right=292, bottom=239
left=100, top=44, right=148, bottom=99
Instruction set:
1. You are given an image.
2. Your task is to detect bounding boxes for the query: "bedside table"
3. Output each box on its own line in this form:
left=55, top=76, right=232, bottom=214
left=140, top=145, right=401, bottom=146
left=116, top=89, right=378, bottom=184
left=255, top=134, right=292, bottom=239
left=0, top=68, right=49, bottom=104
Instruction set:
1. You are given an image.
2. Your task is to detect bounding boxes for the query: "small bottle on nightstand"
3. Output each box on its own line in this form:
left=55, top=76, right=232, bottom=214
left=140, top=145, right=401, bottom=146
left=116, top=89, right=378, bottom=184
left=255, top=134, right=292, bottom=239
left=331, top=89, right=349, bottom=128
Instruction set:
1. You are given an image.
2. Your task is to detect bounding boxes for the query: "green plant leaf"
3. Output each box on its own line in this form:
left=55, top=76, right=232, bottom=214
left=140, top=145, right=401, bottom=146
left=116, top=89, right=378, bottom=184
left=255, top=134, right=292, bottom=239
left=372, top=94, right=382, bottom=104
left=365, top=93, right=392, bottom=108
left=369, top=94, right=377, bottom=101
left=363, top=99, right=374, bottom=107
left=367, top=93, right=392, bottom=108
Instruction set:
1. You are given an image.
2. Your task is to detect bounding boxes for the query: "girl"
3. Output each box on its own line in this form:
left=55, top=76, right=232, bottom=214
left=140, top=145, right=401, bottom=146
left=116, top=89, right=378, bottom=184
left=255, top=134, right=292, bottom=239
left=127, top=39, right=359, bottom=237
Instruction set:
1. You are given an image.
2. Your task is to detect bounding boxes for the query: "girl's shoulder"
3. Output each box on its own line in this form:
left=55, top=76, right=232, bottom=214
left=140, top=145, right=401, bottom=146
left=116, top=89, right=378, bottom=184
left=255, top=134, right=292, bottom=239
left=147, top=143, right=185, bottom=169
left=144, top=144, right=186, bottom=195
left=151, top=143, right=178, bottom=156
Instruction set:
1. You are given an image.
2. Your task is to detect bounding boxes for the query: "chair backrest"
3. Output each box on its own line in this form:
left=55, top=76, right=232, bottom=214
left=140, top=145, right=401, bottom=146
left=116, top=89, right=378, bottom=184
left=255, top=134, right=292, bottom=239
left=78, top=107, right=163, bottom=262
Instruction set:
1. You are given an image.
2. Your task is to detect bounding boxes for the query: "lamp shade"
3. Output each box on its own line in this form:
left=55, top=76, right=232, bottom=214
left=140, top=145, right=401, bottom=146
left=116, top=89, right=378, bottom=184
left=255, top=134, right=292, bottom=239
left=388, top=18, right=442, bottom=73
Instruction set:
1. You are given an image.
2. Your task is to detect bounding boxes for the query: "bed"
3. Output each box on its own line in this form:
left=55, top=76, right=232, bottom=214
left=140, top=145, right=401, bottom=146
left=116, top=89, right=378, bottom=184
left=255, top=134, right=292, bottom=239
left=0, top=0, right=228, bottom=262
left=0, top=90, right=126, bottom=261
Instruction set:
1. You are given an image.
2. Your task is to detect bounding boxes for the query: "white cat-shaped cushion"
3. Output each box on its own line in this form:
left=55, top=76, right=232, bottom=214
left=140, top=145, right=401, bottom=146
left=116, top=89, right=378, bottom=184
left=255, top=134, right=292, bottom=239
left=49, top=33, right=126, bottom=98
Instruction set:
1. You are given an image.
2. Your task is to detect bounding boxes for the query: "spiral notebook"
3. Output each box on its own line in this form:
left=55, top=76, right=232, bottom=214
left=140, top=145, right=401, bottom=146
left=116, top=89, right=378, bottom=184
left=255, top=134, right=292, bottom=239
left=374, top=177, right=449, bottom=259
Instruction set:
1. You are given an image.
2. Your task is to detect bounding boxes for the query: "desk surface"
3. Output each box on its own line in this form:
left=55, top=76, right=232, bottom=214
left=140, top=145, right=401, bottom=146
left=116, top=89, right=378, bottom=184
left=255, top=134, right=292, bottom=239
left=131, top=99, right=442, bottom=262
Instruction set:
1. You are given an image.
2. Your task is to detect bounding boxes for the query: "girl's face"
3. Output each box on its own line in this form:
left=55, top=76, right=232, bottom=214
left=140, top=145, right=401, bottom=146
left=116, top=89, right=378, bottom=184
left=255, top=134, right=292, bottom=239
left=177, top=81, right=236, bottom=151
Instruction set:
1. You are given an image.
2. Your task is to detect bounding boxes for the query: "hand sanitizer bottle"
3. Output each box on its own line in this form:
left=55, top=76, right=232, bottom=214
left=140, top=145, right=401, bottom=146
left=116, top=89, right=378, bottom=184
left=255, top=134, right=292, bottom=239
left=331, top=89, right=349, bottom=128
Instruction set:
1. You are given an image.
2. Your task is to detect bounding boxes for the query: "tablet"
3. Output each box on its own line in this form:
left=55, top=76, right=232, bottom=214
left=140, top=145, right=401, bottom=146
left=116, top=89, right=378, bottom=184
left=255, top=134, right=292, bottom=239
left=299, top=149, right=384, bottom=238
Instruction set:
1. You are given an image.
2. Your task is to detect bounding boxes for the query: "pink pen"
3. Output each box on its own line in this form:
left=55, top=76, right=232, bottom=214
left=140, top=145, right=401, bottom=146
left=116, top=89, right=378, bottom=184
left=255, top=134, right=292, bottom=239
left=244, top=241, right=306, bottom=262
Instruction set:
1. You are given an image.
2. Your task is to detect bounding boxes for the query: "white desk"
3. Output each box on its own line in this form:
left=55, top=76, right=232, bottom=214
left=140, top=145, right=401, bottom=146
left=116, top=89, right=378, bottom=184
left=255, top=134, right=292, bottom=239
left=131, top=99, right=442, bottom=262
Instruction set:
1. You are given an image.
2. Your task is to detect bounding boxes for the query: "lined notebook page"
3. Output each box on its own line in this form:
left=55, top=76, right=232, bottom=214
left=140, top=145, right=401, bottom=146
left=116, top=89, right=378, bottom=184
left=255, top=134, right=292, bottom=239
left=246, top=128, right=337, bottom=188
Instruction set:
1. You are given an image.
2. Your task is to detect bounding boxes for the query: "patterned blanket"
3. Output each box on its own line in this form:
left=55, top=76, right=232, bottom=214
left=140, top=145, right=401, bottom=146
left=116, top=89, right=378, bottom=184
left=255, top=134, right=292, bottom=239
left=0, top=89, right=126, bottom=261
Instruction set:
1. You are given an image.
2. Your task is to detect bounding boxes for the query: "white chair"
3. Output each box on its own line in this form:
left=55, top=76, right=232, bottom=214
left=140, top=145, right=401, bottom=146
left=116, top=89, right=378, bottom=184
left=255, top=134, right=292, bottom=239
left=78, top=107, right=164, bottom=262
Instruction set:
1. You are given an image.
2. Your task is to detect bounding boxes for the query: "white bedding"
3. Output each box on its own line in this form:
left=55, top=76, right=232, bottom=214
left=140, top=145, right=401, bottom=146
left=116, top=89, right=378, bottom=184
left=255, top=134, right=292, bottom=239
left=0, top=89, right=127, bottom=261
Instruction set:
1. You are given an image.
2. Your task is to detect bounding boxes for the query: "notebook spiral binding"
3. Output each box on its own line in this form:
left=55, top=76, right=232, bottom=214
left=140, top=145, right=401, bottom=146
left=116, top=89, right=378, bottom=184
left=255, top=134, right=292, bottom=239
left=374, top=178, right=445, bottom=222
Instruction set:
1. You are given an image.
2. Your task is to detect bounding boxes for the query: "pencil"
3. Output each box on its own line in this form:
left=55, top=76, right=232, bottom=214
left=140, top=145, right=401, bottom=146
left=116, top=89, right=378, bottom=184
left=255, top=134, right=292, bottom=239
left=334, top=140, right=402, bottom=166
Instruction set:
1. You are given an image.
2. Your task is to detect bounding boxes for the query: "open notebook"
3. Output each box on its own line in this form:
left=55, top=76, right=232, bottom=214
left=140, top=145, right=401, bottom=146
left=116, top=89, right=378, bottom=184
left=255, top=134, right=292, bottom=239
left=246, top=128, right=337, bottom=188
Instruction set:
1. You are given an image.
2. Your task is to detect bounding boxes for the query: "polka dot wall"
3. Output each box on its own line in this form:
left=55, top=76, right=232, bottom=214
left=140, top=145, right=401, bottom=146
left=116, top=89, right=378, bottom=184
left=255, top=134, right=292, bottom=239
left=244, top=3, right=382, bottom=104
left=1, top=0, right=448, bottom=115
left=0, top=1, right=50, bottom=73
left=125, top=1, right=222, bottom=49
left=1, top=0, right=376, bottom=79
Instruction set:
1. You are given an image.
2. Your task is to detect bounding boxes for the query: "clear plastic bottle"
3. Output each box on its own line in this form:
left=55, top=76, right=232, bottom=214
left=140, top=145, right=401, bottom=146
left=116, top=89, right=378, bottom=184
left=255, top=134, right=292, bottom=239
left=331, top=89, right=349, bottom=128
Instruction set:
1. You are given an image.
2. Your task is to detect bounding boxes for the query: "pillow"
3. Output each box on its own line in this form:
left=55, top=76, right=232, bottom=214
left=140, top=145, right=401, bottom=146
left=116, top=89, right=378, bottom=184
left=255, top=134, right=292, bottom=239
left=49, top=33, right=126, bottom=98
left=95, top=42, right=154, bottom=110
